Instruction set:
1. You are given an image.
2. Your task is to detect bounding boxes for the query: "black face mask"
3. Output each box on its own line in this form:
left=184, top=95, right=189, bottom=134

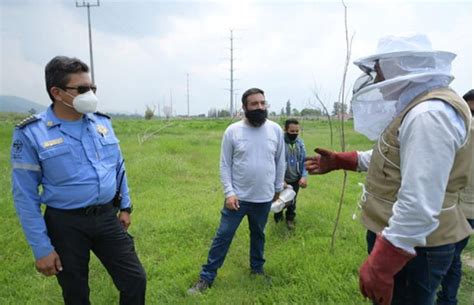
left=245, top=109, right=267, bottom=127
left=286, top=133, right=298, bottom=141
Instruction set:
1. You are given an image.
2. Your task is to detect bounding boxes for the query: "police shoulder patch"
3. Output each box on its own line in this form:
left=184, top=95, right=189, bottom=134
left=16, top=115, right=40, bottom=129
left=94, top=111, right=111, bottom=119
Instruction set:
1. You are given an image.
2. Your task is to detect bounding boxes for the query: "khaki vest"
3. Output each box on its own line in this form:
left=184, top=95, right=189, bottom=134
left=460, top=119, right=474, bottom=219
left=360, top=87, right=473, bottom=246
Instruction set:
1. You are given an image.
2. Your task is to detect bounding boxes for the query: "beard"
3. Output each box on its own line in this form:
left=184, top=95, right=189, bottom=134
left=244, top=108, right=268, bottom=127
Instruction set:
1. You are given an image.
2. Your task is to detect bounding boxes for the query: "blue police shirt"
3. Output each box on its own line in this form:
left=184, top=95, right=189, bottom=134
left=11, top=106, right=131, bottom=259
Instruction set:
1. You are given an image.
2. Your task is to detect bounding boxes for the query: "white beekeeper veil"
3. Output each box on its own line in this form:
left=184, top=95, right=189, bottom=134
left=351, top=34, right=456, bottom=140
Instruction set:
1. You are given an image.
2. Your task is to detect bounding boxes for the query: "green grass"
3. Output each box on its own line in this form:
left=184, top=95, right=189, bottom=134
left=0, top=116, right=472, bottom=304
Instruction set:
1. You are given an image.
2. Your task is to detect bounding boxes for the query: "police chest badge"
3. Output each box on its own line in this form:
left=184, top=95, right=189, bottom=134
left=43, top=138, right=64, bottom=148
left=97, top=124, right=109, bottom=136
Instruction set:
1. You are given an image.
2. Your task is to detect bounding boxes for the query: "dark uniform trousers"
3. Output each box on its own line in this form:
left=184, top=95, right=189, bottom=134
left=284, top=180, right=300, bottom=221
left=274, top=180, right=300, bottom=222
left=45, top=204, right=146, bottom=305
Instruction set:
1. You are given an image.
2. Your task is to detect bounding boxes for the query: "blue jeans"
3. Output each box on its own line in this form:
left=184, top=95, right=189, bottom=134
left=367, top=230, right=455, bottom=305
left=200, top=201, right=272, bottom=284
left=437, top=218, right=474, bottom=305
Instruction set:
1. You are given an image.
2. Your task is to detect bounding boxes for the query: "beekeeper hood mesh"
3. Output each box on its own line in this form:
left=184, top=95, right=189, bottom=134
left=350, top=34, right=456, bottom=140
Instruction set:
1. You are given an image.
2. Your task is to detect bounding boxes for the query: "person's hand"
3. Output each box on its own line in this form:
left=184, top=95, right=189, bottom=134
left=298, top=177, right=307, bottom=188
left=359, top=234, right=415, bottom=305
left=305, top=155, right=320, bottom=174
left=272, top=192, right=280, bottom=202
left=305, top=148, right=358, bottom=174
left=119, top=211, right=131, bottom=230
left=225, top=195, right=240, bottom=210
left=35, top=250, right=62, bottom=276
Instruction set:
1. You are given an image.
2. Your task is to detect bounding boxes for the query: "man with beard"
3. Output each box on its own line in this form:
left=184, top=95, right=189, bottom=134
left=305, top=35, right=472, bottom=305
left=188, top=88, right=286, bottom=294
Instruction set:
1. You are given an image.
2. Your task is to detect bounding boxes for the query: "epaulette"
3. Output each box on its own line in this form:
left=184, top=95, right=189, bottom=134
left=94, top=111, right=111, bottom=119
left=16, top=115, right=40, bottom=128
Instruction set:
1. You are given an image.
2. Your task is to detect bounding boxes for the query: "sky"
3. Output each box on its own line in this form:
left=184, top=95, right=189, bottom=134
left=0, top=0, right=472, bottom=116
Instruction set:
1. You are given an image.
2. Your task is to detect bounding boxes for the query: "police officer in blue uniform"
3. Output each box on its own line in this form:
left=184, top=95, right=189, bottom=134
left=11, top=56, right=146, bottom=305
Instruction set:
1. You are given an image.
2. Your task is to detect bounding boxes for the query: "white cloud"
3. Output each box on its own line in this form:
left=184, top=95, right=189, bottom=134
left=0, top=0, right=471, bottom=115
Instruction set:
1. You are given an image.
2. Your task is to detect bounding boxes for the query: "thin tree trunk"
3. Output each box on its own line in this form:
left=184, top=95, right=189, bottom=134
left=331, top=0, right=354, bottom=252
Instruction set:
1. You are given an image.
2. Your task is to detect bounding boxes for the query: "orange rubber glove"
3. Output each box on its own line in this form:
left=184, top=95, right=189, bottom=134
left=359, top=234, right=415, bottom=305
left=305, top=148, right=358, bottom=174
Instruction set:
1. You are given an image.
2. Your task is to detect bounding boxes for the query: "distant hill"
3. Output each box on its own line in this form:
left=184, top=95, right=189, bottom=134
left=0, top=95, right=48, bottom=113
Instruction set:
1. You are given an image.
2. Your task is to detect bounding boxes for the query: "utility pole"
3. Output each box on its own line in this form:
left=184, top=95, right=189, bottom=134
left=170, top=89, right=173, bottom=118
left=229, top=29, right=235, bottom=117
left=233, top=92, right=240, bottom=116
left=186, top=73, right=190, bottom=117
left=76, top=1, right=100, bottom=84
left=162, top=94, right=166, bottom=118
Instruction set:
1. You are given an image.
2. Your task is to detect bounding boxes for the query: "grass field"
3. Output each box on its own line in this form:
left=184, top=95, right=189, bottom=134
left=0, top=115, right=472, bottom=304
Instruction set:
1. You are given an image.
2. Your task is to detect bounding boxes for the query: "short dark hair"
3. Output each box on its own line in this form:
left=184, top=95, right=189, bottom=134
left=285, top=118, right=299, bottom=130
left=241, top=88, right=264, bottom=106
left=45, top=56, right=89, bottom=102
left=463, top=89, right=474, bottom=102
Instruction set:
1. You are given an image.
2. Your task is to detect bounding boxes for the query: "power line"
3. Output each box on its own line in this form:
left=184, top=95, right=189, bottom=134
left=75, top=1, right=100, bottom=84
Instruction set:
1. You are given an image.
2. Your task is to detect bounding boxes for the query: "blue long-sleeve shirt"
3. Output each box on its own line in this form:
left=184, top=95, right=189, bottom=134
left=11, top=106, right=131, bottom=259
left=284, top=136, right=308, bottom=183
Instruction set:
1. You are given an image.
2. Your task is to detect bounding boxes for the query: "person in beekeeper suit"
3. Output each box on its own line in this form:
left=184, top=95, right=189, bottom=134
left=305, top=34, right=473, bottom=305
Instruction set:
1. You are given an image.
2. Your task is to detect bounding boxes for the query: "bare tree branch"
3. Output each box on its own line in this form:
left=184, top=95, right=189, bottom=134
left=137, top=122, right=174, bottom=145
left=310, top=84, right=334, bottom=147
left=331, top=0, right=355, bottom=252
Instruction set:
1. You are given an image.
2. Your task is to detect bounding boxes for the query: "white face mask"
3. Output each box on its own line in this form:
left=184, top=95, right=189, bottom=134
left=62, top=90, right=98, bottom=113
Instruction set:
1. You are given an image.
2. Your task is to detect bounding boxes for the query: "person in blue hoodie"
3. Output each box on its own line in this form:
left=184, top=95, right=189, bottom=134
left=274, top=118, right=308, bottom=229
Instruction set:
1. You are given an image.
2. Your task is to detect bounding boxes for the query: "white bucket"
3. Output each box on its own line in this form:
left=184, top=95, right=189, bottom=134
left=270, top=186, right=296, bottom=213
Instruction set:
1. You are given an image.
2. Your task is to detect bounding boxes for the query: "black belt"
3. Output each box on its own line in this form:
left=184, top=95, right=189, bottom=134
left=47, top=202, right=116, bottom=216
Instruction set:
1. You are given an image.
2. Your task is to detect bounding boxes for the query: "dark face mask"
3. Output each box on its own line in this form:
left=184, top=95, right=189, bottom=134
left=286, top=133, right=298, bottom=141
left=245, top=108, right=267, bottom=127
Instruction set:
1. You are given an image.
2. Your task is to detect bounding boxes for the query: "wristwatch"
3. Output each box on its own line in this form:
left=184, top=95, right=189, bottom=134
left=120, top=207, right=133, bottom=214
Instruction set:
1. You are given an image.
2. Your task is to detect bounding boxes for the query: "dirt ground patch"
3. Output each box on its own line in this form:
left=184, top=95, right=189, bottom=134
left=462, top=253, right=474, bottom=269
